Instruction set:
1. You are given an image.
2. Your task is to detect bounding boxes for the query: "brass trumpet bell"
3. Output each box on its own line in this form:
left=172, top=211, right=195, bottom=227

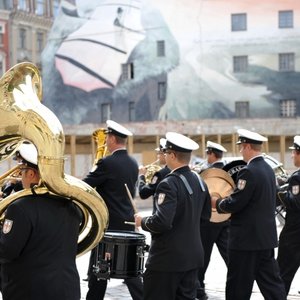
left=201, top=168, right=235, bottom=223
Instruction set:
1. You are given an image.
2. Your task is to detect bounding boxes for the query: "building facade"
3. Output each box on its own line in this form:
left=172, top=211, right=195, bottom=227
left=42, top=0, right=300, bottom=125
left=0, top=0, right=61, bottom=74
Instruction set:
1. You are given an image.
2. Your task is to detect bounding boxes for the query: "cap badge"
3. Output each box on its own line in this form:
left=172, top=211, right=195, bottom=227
left=3, top=219, right=13, bottom=234
left=237, top=179, right=246, bottom=190
left=157, top=193, right=166, bottom=205
left=292, top=185, right=299, bottom=195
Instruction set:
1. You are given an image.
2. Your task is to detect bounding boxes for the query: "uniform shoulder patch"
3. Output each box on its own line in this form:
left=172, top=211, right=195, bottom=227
left=3, top=219, right=13, bottom=234
left=157, top=193, right=166, bottom=205
left=237, top=179, right=246, bottom=190
left=292, top=185, right=300, bottom=195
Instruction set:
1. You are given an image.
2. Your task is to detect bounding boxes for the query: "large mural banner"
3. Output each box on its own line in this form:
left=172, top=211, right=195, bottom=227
left=42, top=0, right=300, bottom=125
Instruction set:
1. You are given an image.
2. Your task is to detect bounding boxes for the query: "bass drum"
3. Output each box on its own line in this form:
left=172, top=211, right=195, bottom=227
left=222, top=159, right=246, bottom=184
left=95, top=230, right=146, bottom=279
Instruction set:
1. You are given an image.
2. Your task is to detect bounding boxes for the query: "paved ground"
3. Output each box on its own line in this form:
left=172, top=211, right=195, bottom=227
left=77, top=199, right=300, bottom=299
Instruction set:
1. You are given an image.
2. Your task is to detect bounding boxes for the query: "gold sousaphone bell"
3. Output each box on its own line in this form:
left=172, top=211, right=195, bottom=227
left=201, top=168, right=235, bottom=223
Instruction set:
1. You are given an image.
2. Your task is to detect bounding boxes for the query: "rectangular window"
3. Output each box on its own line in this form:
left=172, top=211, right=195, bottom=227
left=18, top=0, right=27, bottom=10
left=53, top=0, right=60, bottom=17
left=158, top=82, right=167, bottom=100
left=280, top=99, right=296, bottom=117
left=36, top=32, right=44, bottom=52
left=235, top=101, right=249, bottom=118
left=231, top=13, right=247, bottom=31
left=0, top=0, right=12, bottom=9
left=233, top=56, right=248, bottom=73
left=279, top=10, right=293, bottom=28
left=121, top=63, right=134, bottom=80
left=129, top=101, right=135, bottom=121
left=0, top=33, right=3, bottom=45
left=19, top=28, right=26, bottom=49
left=157, top=40, right=165, bottom=57
left=36, top=0, right=44, bottom=15
left=101, top=103, right=111, bottom=123
left=279, top=53, right=295, bottom=72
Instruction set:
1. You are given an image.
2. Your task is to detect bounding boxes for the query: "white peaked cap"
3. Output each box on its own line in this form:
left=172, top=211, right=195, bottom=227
left=165, top=132, right=199, bottom=152
left=18, top=143, right=38, bottom=165
left=155, top=138, right=167, bottom=151
left=289, top=135, right=300, bottom=150
left=206, top=141, right=227, bottom=152
left=106, top=120, right=133, bottom=137
left=236, top=129, right=268, bottom=145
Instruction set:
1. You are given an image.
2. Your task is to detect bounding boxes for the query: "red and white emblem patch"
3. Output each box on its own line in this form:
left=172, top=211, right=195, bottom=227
left=3, top=219, right=13, bottom=234
left=292, top=185, right=300, bottom=195
left=237, top=179, right=246, bottom=190
left=157, top=193, right=166, bottom=205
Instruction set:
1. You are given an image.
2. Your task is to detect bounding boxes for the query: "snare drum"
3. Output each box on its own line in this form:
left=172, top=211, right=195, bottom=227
left=95, top=230, right=146, bottom=279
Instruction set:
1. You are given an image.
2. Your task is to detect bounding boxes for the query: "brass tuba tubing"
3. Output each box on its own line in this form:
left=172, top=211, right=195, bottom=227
left=0, top=62, right=109, bottom=257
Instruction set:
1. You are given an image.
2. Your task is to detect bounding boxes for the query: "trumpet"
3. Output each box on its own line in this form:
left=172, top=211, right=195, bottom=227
left=143, top=159, right=161, bottom=184
left=0, top=165, right=21, bottom=186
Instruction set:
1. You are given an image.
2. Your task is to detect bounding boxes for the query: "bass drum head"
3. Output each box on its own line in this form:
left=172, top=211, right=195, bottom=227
left=222, top=160, right=246, bottom=184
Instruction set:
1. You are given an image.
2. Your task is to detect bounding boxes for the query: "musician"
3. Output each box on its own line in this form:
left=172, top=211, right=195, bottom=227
left=277, top=135, right=300, bottom=295
left=138, top=138, right=170, bottom=202
left=215, top=129, right=286, bottom=300
left=197, top=141, right=228, bottom=300
left=0, top=142, right=81, bottom=300
left=83, top=120, right=143, bottom=300
left=135, top=132, right=211, bottom=300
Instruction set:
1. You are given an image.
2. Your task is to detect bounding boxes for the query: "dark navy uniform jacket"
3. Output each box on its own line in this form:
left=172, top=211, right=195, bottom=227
left=138, top=166, right=170, bottom=200
left=84, top=149, right=138, bottom=230
left=217, top=156, right=278, bottom=250
left=141, top=165, right=211, bottom=272
left=279, top=169, right=300, bottom=245
left=0, top=194, right=81, bottom=300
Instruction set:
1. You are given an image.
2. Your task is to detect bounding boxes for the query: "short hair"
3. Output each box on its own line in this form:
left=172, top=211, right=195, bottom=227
left=112, top=134, right=127, bottom=145
left=174, top=151, right=191, bottom=164
left=249, top=143, right=262, bottom=151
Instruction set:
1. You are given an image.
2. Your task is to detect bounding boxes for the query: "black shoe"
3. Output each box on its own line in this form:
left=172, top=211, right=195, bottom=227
left=197, top=295, right=208, bottom=300
left=197, top=291, right=208, bottom=300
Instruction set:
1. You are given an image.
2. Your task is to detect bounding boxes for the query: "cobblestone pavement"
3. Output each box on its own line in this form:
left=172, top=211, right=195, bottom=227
left=77, top=201, right=300, bottom=299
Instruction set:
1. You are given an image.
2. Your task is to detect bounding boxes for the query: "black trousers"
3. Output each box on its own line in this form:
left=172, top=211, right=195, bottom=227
left=143, top=268, right=198, bottom=300
left=86, top=274, right=143, bottom=300
left=277, top=236, right=300, bottom=295
left=197, top=222, right=228, bottom=295
left=226, top=249, right=286, bottom=300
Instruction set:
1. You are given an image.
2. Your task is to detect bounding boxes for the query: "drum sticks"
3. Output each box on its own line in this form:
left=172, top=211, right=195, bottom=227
left=124, top=183, right=138, bottom=214
left=124, top=183, right=138, bottom=226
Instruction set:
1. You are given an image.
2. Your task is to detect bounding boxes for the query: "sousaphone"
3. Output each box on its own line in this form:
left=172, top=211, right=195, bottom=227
left=201, top=168, right=235, bottom=223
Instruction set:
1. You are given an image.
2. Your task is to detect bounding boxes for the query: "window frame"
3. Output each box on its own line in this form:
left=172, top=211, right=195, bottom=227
left=279, top=53, right=295, bottom=72
left=233, top=55, right=248, bottom=73
left=280, top=99, right=297, bottom=118
left=279, top=10, right=293, bottom=28
left=231, top=13, right=247, bottom=32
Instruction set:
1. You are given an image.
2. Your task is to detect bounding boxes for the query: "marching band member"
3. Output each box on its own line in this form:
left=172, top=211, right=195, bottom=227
left=197, top=141, right=228, bottom=300
left=135, top=132, right=211, bottom=300
left=277, top=135, right=300, bottom=295
left=0, top=142, right=81, bottom=300
left=138, top=138, right=170, bottom=202
left=83, top=120, right=143, bottom=300
left=215, top=129, right=286, bottom=300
